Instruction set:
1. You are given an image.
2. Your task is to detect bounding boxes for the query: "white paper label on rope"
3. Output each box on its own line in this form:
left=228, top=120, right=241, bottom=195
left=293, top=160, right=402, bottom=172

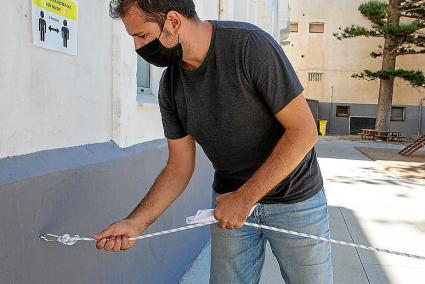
left=186, top=205, right=258, bottom=225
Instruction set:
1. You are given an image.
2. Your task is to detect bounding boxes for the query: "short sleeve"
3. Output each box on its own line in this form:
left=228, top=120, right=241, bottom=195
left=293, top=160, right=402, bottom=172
left=243, top=30, right=304, bottom=114
left=158, top=69, right=188, bottom=139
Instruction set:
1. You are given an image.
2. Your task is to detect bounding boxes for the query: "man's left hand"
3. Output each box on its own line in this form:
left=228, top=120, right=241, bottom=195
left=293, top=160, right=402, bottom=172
left=214, top=191, right=255, bottom=230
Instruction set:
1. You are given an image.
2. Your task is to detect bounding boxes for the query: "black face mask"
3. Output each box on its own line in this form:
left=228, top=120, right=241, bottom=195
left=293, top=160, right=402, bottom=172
left=135, top=22, right=183, bottom=67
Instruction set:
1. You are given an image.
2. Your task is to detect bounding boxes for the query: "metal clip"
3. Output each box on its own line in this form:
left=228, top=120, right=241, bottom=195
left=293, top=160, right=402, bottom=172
left=39, top=233, right=60, bottom=242
left=39, top=233, right=80, bottom=245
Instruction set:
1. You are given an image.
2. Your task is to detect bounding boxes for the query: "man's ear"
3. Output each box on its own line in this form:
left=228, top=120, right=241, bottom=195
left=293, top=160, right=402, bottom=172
left=164, top=11, right=182, bottom=35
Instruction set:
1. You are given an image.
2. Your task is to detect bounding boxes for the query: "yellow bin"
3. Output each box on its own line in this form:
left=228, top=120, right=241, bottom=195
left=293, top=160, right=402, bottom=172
left=319, top=119, right=328, bottom=136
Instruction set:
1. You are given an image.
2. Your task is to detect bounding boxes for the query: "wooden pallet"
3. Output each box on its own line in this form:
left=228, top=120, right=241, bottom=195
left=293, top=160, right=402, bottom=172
left=361, top=129, right=405, bottom=142
left=399, top=135, right=425, bottom=156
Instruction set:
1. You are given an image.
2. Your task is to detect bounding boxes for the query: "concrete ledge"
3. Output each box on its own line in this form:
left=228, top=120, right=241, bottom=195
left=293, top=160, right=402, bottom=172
left=0, top=139, right=214, bottom=283
left=0, top=139, right=166, bottom=186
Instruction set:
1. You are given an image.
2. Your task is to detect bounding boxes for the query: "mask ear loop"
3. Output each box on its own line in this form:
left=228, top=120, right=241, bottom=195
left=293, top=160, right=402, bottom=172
left=158, top=10, right=169, bottom=39
left=158, top=21, right=165, bottom=39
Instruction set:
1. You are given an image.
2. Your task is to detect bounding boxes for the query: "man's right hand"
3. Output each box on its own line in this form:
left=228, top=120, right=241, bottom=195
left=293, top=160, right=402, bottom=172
left=93, top=218, right=148, bottom=252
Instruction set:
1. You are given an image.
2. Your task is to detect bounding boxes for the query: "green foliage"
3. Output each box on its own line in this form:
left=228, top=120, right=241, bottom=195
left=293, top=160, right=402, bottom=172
left=333, top=25, right=381, bottom=40
left=352, top=69, right=425, bottom=87
left=382, top=21, right=419, bottom=37
left=334, top=0, right=425, bottom=88
left=358, top=1, right=389, bottom=25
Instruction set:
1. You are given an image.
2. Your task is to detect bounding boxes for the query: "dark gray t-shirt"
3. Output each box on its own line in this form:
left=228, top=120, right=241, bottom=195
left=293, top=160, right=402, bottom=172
left=158, top=20, right=323, bottom=204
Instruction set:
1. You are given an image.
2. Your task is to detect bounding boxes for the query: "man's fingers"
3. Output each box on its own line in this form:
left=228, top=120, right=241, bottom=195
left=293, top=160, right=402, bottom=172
left=217, top=221, right=241, bottom=230
left=93, top=226, right=114, bottom=241
left=128, top=239, right=137, bottom=247
left=218, top=222, right=230, bottom=229
left=104, top=236, right=116, bottom=251
left=113, top=236, right=122, bottom=252
left=121, top=236, right=129, bottom=250
left=96, top=238, right=107, bottom=250
left=235, top=223, right=243, bottom=229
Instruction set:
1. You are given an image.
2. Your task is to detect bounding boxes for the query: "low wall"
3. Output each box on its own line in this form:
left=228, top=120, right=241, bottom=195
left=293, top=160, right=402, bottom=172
left=0, top=139, right=214, bottom=284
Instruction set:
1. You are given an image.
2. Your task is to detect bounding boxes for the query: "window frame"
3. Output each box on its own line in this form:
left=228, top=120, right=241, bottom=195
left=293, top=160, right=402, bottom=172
left=309, top=22, right=325, bottom=33
left=290, top=22, right=299, bottom=33
left=308, top=72, right=323, bottom=82
left=136, top=55, right=152, bottom=96
left=390, top=106, right=405, bottom=121
left=336, top=105, right=350, bottom=118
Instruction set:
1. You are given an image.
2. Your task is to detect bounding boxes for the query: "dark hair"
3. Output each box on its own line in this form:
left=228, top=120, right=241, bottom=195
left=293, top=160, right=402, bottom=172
left=109, top=0, right=198, bottom=27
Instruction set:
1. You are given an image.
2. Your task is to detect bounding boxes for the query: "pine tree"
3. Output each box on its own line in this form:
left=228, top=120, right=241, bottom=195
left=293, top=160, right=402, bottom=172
left=334, top=0, right=425, bottom=132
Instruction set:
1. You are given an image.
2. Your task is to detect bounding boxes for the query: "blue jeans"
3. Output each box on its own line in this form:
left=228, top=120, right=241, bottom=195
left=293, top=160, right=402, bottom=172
left=209, top=187, right=333, bottom=284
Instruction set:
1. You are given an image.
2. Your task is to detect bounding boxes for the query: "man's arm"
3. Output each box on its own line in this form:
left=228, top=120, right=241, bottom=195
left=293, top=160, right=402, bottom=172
left=214, top=94, right=318, bottom=228
left=93, top=135, right=196, bottom=251
left=237, top=93, right=318, bottom=204
left=126, top=135, right=196, bottom=228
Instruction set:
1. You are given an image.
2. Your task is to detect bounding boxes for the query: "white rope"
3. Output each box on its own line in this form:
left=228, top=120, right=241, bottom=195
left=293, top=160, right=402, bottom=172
left=39, top=221, right=217, bottom=246
left=40, top=220, right=425, bottom=261
left=244, top=222, right=425, bottom=261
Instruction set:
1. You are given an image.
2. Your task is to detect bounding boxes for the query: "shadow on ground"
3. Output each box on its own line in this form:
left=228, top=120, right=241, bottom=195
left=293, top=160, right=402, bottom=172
left=355, top=147, right=425, bottom=179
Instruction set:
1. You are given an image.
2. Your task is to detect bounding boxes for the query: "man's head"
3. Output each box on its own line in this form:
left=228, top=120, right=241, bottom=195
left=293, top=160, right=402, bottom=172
left=40, top=11, right=44, bottom=18
left=109, top=0, right=197, bottom=26
left=63, top=20, right=67, bottom=26
left=109, top=0, right=199, bottom=66
left=109, top=0, right=198, bottom=50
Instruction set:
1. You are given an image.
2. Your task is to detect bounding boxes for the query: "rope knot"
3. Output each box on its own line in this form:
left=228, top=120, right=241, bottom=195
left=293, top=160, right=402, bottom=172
left=58, top=234, right=80, bottom=246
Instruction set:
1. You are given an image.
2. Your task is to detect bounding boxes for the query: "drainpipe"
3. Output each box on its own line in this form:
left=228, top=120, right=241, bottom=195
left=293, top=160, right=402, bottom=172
left=272, top=0, right=279, bottom=40
left=328, top=84, right=333, bottom=134
left=419, top=98, right=425, bottom=136
left=219, top=0, right=225, bottom=20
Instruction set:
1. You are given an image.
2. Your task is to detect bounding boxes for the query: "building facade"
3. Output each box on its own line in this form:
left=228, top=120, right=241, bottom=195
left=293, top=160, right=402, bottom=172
left=285, top=0, right=425, bottom=136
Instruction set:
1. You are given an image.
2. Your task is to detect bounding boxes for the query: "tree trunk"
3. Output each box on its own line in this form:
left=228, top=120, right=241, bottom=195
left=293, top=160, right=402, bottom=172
left=375, top=0, right=401, bottom=131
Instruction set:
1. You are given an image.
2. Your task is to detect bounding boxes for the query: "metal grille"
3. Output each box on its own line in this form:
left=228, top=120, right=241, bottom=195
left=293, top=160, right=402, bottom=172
left=308, top=72, right=323, bottom=82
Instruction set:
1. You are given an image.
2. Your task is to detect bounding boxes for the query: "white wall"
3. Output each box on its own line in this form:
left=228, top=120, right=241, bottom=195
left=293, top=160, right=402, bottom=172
left=194, top=0, right=220, bottom=20
left=218, top=0, right=290, bottom=41
left=0, top=1, right=113, bottom=158
left=112, top=0, right=222, bottom=148
left=111, top=20, right=165, bottom=148
left=1, top=0, right=291, bottom=158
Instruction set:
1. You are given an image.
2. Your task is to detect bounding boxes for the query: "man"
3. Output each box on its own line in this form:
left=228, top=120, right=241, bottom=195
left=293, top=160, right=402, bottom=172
left=39, top=11, right=47, bottom=42
left=61, top=20, right=70, bottom=48
left=93, top=1, right=333, bottom=283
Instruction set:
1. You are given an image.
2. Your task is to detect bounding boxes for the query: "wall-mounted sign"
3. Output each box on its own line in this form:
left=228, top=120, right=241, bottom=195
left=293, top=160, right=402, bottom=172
left=32, top=0, right=79, bottom=55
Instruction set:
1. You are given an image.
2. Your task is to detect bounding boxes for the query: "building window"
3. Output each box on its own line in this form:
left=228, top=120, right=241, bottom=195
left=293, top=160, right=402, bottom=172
left=336, top=106, right=350, bottom=117
left=391, top=107, right=405, bottom=121
left=290, top=23, right=299, bottom=32
left=137, top=55, right=151, bottom=95
left=309, top=22, right=325, bottom=33
left=308, top=72, right=323, bottom=82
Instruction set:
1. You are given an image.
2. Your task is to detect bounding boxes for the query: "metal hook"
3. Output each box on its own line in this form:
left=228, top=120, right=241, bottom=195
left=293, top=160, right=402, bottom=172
left=39, top=233, right=60, bottom=242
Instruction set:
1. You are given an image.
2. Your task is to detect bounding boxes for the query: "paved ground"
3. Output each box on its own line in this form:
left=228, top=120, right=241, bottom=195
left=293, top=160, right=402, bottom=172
left=180, top=136, right=425, bottom=284
left=355, top=147, right=425, bottom=179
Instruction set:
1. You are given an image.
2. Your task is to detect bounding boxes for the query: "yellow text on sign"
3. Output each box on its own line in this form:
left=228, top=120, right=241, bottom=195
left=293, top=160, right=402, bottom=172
left=33, top=0, right=78, bottom=21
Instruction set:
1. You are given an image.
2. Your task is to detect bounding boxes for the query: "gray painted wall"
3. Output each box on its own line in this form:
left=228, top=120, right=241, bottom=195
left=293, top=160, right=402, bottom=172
left=318, top=103, right=425, bottom=137
left=0, top=139, right=214, bottom=284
